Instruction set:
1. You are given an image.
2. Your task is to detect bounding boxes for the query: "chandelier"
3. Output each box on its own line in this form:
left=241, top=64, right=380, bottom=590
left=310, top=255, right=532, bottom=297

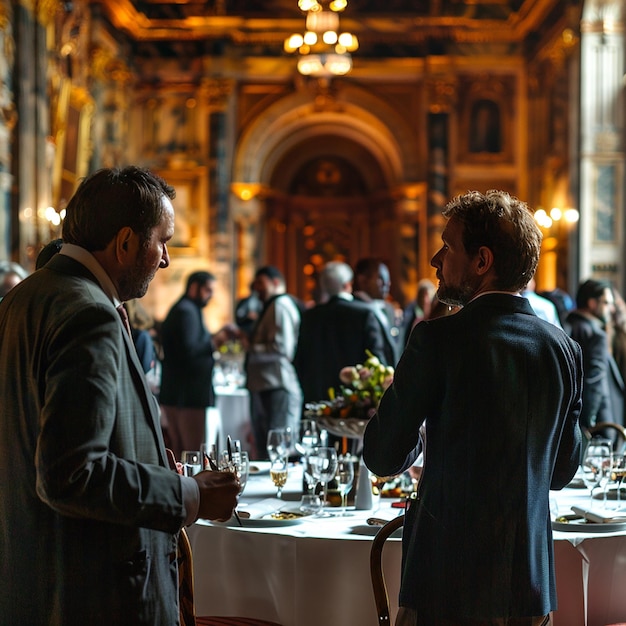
left=284, top=0, right=358, bottom=77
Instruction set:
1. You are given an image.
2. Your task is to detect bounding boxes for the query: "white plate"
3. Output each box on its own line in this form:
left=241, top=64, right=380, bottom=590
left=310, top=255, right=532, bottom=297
left=248, top=461, right=271, bottom=475
left=552, top=519, right=626, bottom=533
left=213, top=513, right=305, bottom=528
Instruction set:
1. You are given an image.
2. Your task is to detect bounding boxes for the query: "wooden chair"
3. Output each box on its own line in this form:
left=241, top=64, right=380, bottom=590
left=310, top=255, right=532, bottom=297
left=370, top=515, right=404, bottom=625
left=585, top=422, right=626, bottom=453
left=178, top=527, right=283, bottom=626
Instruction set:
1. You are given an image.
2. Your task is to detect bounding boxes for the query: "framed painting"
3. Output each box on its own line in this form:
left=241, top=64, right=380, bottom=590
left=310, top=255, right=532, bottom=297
left=154, top=167, right=208, bottom=256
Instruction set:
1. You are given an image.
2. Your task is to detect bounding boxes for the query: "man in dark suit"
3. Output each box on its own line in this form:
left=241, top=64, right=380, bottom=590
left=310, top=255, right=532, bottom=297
left=294, top=260, right=388, bottom=403
left=0, top=167, right=239, bottom=625
left=364, top=190, right=583, bottom=626
left=353, top=256, right=404, bottom=365
left=160, top=270, right=236, bottom=458
left=566, top=279, right=624, bottom=432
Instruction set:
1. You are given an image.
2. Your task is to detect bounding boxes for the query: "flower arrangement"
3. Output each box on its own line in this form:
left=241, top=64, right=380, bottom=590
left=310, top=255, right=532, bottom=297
left=304, top=351, right=394, bottom=420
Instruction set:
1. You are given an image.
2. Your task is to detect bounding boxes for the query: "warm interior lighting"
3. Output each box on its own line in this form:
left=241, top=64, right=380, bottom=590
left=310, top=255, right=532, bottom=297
left=285, top=1, right=357, bottom=78
left=534, top=206, right=579, bottom=230
left=230, top=183, right=262, bottom=201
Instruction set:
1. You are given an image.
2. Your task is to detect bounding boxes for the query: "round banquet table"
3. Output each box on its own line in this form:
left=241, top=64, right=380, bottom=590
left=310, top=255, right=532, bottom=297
left=186, top=465, right=626, bottom=626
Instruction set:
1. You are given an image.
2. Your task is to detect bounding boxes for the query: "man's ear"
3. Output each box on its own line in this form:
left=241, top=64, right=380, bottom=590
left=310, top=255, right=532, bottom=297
left=475, top=246, right=494, bottom=275
left=115, top=227, right=134, bottom=262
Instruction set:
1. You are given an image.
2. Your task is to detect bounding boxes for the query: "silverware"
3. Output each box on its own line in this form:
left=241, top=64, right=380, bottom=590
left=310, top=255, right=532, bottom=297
left=366, top=517, right=389, bottom=526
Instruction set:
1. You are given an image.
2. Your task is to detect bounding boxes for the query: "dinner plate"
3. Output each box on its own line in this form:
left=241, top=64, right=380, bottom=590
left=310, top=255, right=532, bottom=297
left=551, top=519, right=626, bottom=533
left=214, top=513, right=305, bottom=528
left=248, top=461, right=271, bottom=475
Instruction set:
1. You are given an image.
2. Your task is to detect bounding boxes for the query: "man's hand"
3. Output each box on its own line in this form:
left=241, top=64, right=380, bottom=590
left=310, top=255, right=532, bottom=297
left=192, top=470, right=240, bottom=521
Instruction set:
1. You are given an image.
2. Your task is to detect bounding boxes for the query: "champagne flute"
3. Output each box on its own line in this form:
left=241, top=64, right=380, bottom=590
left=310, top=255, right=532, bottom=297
left=336, top=456, right=355, bottom=516
left=311, top=446, right=338, bottom=512
left=270, top=455, right=289, bottom=499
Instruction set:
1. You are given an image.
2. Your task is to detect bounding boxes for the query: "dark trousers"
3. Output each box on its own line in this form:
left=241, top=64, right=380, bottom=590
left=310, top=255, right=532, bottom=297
left=249, top=388, right=291, bottom=460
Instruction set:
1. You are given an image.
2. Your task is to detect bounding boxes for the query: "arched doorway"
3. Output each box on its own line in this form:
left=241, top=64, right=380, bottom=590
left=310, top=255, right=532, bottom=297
left=231, top=86, right=426, bottom=306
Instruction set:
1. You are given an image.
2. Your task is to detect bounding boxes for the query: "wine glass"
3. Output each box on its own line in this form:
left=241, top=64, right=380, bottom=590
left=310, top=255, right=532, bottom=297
left=335, top=456, right=355, bottom=516
left=236, top=451, right=250, bottom=496
left=270, top=455, right=289, bottom=499
left=311, top=447, right=338, bottom=513
left=581, top=442, right=612, bottom=508
left=267, top=428, right=288, bottom=462
left=300, top=451, right=323, bottom=515
left=268, top=428, right=293, bottom=459
left=588, top=438, right=613, bottom=505
left=180, top=450, right=202, bottom=476
left=295, top=419, right=320, bottom=457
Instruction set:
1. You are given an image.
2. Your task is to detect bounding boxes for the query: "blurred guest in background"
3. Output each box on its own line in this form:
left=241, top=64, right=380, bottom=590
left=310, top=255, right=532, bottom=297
left=364, top=189, right=582, bottom=626
left=294, top=261, right=387, bottom=404
left=0, top=260, right=28, bottom=299
left=353, top=256, right=404, bottom=365
left=234, top=281, right=263, bottom=341
left=521, top=276, right=562, bottom=328
left=245, top=265, right=302, bottom=458
left=403, top=278, right=436, bottom=342
left=160, top=270, right=239, bottom=458
left=566, top=279, right=624, bottom=431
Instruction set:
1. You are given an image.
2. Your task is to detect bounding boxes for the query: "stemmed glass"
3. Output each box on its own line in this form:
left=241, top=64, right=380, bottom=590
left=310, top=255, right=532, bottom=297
left=270, top=455, right=289, bottom=499
left=335, top=456, right=355, bottom=516
left=311, top=446, right=338, bottom=514
left=581, top=440, right=612, bottom=508
left=297, top=420, right=322, bottom=513
left=295, top=419, right=320, bottom=457
left=267, top=428, right=290, bottom=461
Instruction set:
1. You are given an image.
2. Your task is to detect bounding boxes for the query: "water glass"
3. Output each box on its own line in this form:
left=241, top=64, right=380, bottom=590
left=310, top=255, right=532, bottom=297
left=181, top=450, right=202, bottom=476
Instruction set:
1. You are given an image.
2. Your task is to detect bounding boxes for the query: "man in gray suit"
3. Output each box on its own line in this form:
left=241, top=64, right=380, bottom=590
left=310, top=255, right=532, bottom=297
left=364, top=190, right=583, bottom=626
left=0, top=167, right=239, bottom=625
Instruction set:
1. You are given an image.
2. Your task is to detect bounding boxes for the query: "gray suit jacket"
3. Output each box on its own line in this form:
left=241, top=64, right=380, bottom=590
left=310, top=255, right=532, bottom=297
left=364, top=293, right=583, bottom=620
left=0, top=254, right=186, bottom=625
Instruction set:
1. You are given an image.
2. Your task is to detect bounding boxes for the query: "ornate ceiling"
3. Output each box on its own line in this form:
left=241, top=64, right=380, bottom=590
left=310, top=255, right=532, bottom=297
left=96, top=0, right=578, bottom=59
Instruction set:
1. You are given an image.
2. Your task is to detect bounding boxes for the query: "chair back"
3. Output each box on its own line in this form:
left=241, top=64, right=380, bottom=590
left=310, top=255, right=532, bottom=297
left=177, top=527, right=284, bottom=626
left=178, top=527, right=197, bottom=626
left=586, top=422, right=626, bottom=454
left=370, top=515, right=404, bottom=625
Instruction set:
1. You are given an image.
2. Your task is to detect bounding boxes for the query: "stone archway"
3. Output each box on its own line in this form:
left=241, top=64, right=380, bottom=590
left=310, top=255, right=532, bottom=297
left=230, top=85, right=425, bottom=304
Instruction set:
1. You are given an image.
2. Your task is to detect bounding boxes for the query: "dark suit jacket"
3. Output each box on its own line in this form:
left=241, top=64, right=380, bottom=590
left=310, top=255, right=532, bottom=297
left=353, top=294, right=403, bottom=365
left=364, top=293, right=583, bottom=620
left=293, top=295, right=388, bottom=403
left=160, top=295, right=216, bottom=408
left=0, top=254, right=185, bottom=625
left=566, top=309, right=624, bottom=429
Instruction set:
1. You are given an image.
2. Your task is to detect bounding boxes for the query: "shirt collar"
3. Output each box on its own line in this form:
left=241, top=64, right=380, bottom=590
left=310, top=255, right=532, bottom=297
left=59, top=243, right=122, bottom=306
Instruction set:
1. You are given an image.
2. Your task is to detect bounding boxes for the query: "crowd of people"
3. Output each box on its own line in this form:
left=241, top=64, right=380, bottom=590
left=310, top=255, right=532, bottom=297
left=1, top=166, right=625, bottom=624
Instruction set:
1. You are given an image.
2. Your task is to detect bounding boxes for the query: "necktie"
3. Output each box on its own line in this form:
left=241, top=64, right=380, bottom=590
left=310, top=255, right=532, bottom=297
left=116, top=304, right=132, bottom=338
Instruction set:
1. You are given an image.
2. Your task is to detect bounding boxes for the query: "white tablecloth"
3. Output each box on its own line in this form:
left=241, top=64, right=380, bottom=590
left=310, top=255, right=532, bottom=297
left=207, top=385, right=253, bottom=455
left=187, top=467, right=626, bottom=626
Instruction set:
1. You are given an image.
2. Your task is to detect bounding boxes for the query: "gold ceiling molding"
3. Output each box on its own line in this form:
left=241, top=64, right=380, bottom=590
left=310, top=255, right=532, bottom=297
left=98, top=0, right=569, bottom=47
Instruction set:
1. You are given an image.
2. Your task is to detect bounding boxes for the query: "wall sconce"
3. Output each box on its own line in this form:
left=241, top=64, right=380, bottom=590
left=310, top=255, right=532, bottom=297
left=230, top=183, right=262, bottom=201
